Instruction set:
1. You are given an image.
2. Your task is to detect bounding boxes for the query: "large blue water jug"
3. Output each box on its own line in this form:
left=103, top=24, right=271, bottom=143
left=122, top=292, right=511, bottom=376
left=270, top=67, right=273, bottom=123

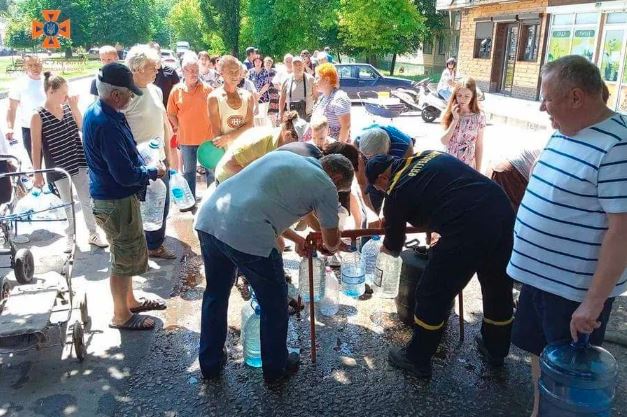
left=539, top=334, right=618, bottom=417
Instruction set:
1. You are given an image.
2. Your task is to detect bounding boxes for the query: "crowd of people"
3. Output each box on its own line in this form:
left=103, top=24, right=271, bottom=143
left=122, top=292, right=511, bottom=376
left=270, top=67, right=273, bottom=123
left=2, top=45, right=625, bottom=416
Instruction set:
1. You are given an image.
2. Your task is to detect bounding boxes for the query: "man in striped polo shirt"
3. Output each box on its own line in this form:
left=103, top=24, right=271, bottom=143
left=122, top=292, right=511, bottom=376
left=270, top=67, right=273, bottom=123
left=508, top=55, right=627, bottom=417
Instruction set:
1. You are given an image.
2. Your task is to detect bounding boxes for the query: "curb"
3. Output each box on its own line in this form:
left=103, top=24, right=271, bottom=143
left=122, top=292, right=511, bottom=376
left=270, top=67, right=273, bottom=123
left=0, top=73, right=95, bottom=100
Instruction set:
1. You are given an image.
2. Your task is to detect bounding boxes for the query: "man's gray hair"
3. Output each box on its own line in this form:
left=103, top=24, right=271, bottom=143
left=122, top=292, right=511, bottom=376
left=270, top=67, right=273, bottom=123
left=181, top=52, right=199, bottom=69
left=542, top=55, right=603, bottom=97
left=283, top=53, right=293, bottom=63
left=96, top=78, right=128, bottom=99
left=320, top=154, right=354, bottom=191
left=358, top=128, right=390, bottom=157
left=126, top=44, right=160, bottom=73
left=99, top=45, right=117, bottom=56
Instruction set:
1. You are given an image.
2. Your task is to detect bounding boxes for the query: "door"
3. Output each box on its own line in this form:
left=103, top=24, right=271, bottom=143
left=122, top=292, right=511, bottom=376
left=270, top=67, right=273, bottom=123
left=499, top=24, right=519, bottom=94
left=599, top=25, right=627, bottom=111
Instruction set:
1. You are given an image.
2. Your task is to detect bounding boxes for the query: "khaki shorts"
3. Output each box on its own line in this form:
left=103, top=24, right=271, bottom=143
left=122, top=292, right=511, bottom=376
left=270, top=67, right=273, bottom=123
left=92, top=195, right=148, bottom=276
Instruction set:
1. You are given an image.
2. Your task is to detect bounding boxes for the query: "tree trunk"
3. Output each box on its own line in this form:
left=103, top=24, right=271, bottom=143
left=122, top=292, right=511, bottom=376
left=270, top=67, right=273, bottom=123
left=390, top=54, right=397, bottom=75
left=65, top=48, right=72, bottom=58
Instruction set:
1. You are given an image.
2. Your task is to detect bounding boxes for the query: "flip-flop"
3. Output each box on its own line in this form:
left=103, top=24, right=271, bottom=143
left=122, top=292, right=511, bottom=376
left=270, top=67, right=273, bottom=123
left=109, top=314, right=155, bottom=331
left=130, top=298, right=167, bottom=313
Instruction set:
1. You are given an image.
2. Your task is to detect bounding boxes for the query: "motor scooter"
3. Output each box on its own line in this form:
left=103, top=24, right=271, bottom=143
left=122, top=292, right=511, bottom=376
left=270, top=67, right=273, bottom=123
left=414, top=78, right=485, bottom=123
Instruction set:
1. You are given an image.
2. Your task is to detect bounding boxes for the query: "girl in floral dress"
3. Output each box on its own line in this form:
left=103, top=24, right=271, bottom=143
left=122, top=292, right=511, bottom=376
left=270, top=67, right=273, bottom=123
left=440, top=77, right=486, bottom=171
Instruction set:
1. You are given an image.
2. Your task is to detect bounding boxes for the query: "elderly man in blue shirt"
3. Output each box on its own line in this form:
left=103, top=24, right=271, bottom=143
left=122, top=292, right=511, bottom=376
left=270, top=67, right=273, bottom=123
left=83, top=63, right=166, bottom=331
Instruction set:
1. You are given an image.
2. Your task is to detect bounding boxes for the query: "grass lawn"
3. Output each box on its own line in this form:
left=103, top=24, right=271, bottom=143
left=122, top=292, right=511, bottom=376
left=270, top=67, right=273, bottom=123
left=0, top=58, right=101, bottom=94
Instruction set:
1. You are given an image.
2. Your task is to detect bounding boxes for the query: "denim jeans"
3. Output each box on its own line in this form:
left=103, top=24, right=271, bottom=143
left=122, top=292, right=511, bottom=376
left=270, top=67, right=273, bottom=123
left=145, top=168, right=170, bottom=250
left=180, top=145, right=215, bottom=198
left=197, top=231, right=288, bottom=378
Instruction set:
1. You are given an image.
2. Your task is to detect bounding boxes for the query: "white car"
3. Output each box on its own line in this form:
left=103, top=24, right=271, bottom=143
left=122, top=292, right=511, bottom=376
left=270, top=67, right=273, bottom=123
left=161, top=49, right=179, bottom=68
left=176, top=41, right=190, bottom=56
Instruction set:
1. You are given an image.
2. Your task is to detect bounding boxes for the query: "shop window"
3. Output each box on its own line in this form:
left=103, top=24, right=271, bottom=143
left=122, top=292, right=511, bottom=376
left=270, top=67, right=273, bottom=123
left=553, top=14, right=574, bottom=26
left=474, top=22, right=493, bottom=59
left=575, top=12, right=599, bottom=25
left=519, top=23, right=540, bottom=61
left=423, top=40, right=433, bottom=55
left=607, top=13, right=627, bottom=24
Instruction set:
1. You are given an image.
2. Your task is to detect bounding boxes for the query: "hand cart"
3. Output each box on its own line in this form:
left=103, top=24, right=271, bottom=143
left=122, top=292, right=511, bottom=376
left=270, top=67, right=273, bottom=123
left=302, top=227, right=464, bottom=363
left=0, top=166, right=90, bottom=362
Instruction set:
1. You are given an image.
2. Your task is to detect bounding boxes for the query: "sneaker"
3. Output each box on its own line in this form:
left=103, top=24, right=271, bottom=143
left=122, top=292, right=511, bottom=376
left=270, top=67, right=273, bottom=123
left=89, top=233, right=109, bottom=248
left=475, top=334, right=505, bottom=367
left=263, top=352, right=300, bottom=384
left=387, top=347, right=432, bottom=378
left=201, top=348, right=228, bottom=379
left=148, top=245, right=177, bottom=259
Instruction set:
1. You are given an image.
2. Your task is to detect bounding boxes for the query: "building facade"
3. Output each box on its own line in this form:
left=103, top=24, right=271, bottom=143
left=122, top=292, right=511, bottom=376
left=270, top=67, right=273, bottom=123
left=437, top=0, right=627, bottom=110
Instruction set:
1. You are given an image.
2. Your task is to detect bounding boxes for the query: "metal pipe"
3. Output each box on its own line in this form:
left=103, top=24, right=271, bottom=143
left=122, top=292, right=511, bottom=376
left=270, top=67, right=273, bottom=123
left=308, top=251, right=316, bottom=363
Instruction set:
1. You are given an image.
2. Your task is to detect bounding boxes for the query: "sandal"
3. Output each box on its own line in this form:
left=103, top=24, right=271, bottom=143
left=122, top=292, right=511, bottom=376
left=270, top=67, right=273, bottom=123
left=148, top=246, right=177, bottom=259
left=109, top=314, right=155, bottom=331
left=130, top=297, right=167, bottom=313
left=288, top=297, right=304, bottom=316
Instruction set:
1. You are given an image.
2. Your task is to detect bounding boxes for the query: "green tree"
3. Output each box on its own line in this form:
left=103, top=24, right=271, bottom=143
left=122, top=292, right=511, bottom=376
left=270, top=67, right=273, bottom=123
left=5, top=0, right=164, bottom=49
left=200, top=0, right=242, bottom=56
left=151, top=0, right=173, bottom=47
left=168, top=0, right=210, bottom=51
left=339, top=0, right=425, bottom=71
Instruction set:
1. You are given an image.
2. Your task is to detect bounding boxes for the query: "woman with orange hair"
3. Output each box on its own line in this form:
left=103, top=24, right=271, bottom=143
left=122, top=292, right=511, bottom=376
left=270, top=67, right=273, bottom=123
left=440, top=77, right=486, bottom=171
left=309, top=63, right=351, bottom=142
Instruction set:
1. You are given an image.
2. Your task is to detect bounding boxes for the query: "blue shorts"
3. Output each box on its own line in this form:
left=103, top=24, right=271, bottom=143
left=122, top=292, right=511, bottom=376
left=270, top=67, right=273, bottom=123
left=512, top=284, right=614, bottom=356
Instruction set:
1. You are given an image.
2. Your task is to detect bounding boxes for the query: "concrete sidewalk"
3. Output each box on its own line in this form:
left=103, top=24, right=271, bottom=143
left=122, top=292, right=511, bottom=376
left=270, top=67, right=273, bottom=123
left=482, top=93, right=550, bottom=131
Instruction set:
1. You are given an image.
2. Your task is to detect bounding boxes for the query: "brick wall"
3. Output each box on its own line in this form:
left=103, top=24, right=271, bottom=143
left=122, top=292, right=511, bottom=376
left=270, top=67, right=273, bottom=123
left=457, top=0, right=549, bottom=101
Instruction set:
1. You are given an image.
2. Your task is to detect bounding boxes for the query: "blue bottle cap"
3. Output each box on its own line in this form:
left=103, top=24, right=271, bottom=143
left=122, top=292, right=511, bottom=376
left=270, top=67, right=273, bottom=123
left=371, top=235, right=381, bottom=241
left=169, top=168, right=177, bottom=175
left=148, top=139, right=161, bottom=149
left=31, top=188, right=41, bottom=197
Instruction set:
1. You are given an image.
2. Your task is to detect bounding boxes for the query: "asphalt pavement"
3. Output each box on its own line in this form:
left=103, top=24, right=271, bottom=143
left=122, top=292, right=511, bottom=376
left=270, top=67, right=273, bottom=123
left=0, top=78, right=624, bottom=417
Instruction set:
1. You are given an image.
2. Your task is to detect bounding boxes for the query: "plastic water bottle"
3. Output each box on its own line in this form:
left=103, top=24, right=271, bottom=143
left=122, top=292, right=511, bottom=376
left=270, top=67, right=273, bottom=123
left=169, top=169, right=195, bottom=210
left=539, top=334, right=617, bottom=417
left=341, top=244, right=366, bottom=298
left=138, top=139, right=162, bottom=167
left=19, top=175, right=33, bottom=192
left=140, top=178, right=166, bottom=231
left=319, top=267, right=339, bottom=316
left=298, top=253, right=325, bottom=302
left=241, top=297, right=262, bottom=368
left=15, top=188, right=66, bottom=221
left=361, top=235, right=382, bottom=285
left=373, top=251, right=403, bottom=298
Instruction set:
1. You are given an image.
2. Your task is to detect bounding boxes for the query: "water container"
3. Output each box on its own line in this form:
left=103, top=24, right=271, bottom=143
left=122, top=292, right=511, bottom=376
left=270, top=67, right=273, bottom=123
left=241, top=297, right=262, bottom=368
left=539, top=334, right=618, bottom=417
left=169, top=169, right=195, bottom=210
left=374, top=251, right=403, bottom=298
left=361, top=235, right=382, bottom=285
left=319, top=267, right=339, bottom=316
left=298, top=252, right=325, bottom=302
left=140, top=178, right=167, bottom=231
left=341, top=244, right=365, bottom=298
left=138, top=138, right=162, bottom=167
left=15, top=188, right=66, bottom=221
left=19, top=175, right=33, bottom=192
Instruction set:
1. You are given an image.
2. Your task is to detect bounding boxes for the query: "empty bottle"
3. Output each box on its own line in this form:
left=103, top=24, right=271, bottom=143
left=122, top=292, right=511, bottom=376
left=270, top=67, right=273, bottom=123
left=169, top=169, right=195, bottom=210
left=361, top=235, right=382, bottom=285
left=374, top=251, right=403, bottom=298
left=341, top=244, right=365, bottom=298
left=319, top=267, right=339, bottom=316
left=19, top=175, right=33, bottom=192
left=299, top=252, right=325, bottom=302
left=241, top=297, right=262, bottom=368
left=539, top=334, right=618, bottom=417
left=39, top=188, right=67, bottom=220
left=140, top=178, right=167, bottom=231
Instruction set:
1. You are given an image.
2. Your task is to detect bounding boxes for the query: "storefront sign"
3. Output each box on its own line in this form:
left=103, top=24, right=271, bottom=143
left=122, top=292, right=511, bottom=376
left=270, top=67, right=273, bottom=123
left=552, top=30, right=572, bottom=38
left=575, top=30, right=595, bottom=38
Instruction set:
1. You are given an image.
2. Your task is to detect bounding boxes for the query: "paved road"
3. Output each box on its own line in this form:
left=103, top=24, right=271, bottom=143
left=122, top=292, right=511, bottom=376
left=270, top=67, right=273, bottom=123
left=0, top=79, right=623, bottom=417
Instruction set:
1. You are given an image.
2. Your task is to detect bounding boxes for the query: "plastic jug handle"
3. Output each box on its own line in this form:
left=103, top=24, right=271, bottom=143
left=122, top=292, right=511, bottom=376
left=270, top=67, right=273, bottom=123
left=571, top=333, right=590, bottom=349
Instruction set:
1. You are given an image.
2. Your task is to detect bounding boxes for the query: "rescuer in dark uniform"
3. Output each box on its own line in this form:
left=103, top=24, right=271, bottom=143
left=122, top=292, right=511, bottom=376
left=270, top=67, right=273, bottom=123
left=365, top=151, right=515, bottom=378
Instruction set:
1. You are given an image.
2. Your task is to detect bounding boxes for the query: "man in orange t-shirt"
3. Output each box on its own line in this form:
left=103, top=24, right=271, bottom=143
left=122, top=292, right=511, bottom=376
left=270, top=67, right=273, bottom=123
left=167, top=53, right=213, bottom=198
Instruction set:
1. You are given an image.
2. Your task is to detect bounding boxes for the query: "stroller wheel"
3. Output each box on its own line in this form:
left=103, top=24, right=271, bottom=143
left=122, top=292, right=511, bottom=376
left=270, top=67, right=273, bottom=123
left=14, top=248, right=34, bottom=284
